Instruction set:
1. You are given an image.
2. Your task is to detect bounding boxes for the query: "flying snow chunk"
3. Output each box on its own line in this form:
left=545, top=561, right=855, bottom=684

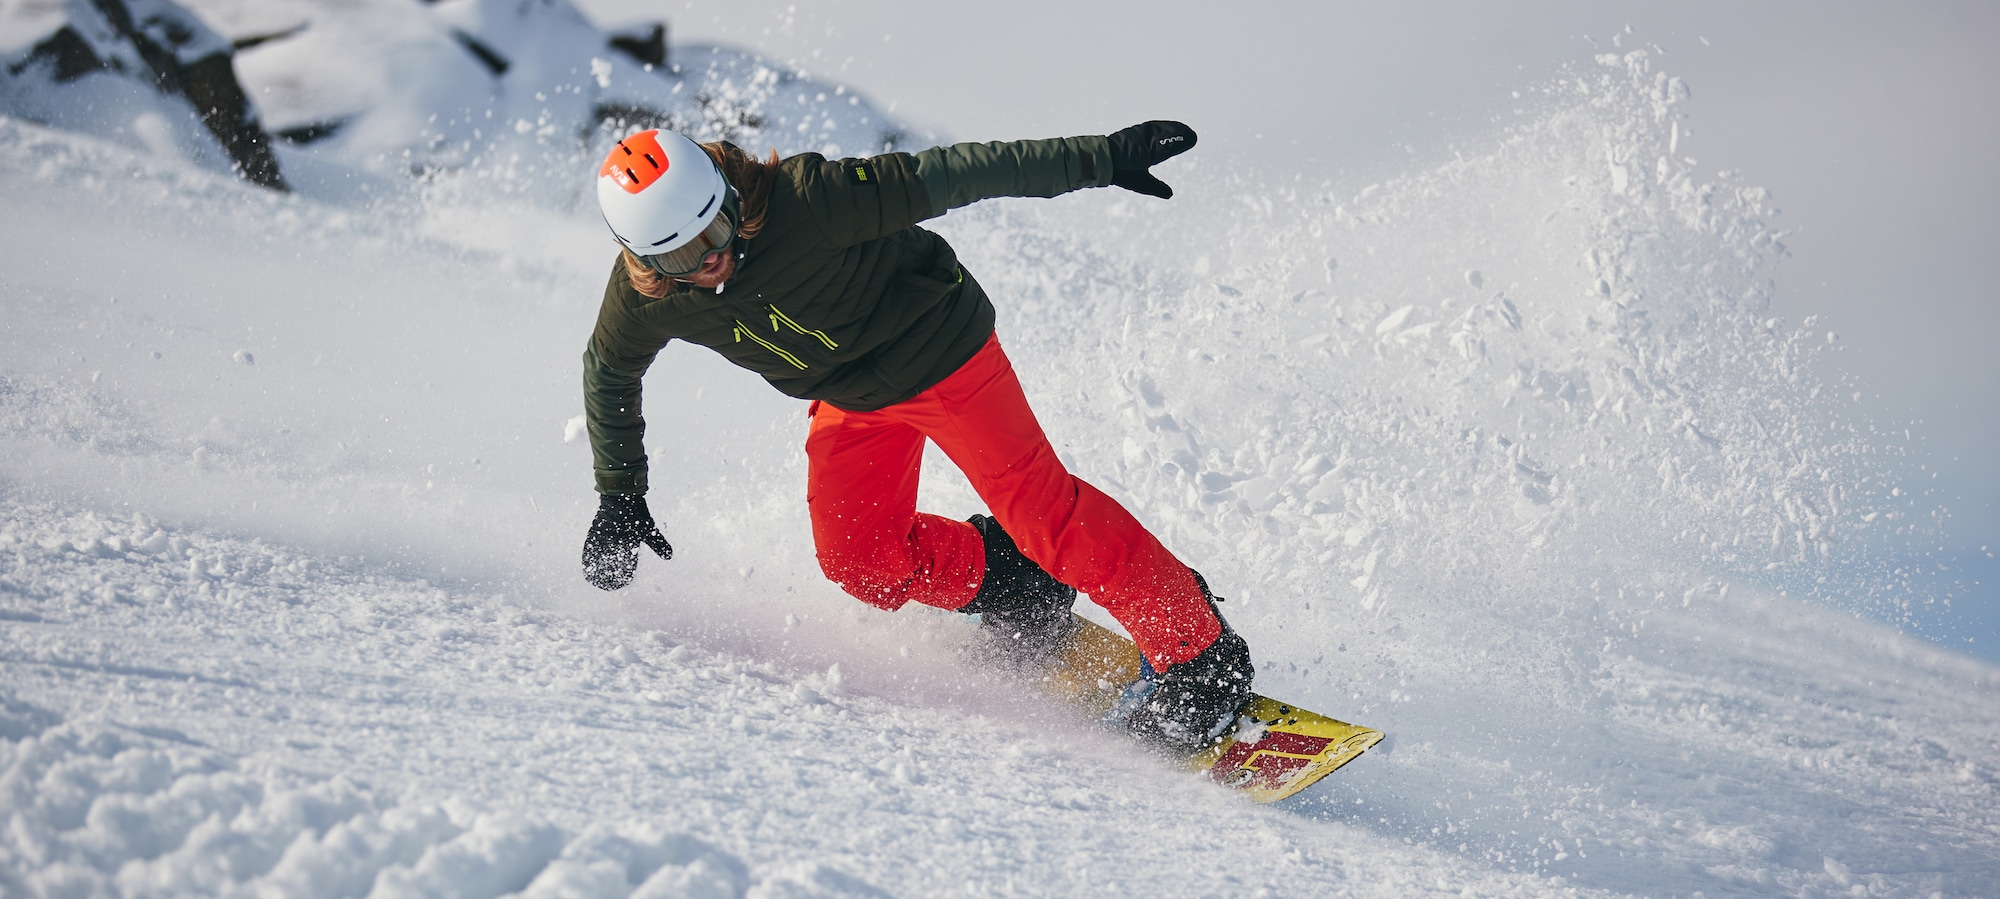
left=1376, top=305, right=1417, bottom=334
left=590, top=57, right=613, bottom=89
left=1465, top=270, right=1484, bottom=289
left=233, top=350, right=255, bottom=365
left=563, top=415, right=587, bottom=444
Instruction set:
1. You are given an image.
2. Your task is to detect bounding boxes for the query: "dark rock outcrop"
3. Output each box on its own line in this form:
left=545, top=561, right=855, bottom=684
left=607, top=22, right=666, bottom=70
left=5, top=0, right=287, bottom=190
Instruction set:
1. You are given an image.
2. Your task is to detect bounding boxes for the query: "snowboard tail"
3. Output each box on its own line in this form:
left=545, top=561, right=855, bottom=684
left=1041, top=615, right=1382, bottom=804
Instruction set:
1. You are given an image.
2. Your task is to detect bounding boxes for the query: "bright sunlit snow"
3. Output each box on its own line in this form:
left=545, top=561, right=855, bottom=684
left=2, top=1, right=1996, bottom=896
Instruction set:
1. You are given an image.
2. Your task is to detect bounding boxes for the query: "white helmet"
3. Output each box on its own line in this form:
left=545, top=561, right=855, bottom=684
left=596, top=129, right=733, bottom=268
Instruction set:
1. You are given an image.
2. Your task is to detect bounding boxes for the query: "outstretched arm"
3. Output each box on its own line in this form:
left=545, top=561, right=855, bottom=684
left=800, top=123, right=1195, bottom=245
left=578, top=264, right=674, bottom=590
left=912, top=120, right=1199, bottom=213
left=912, top=136, right=1114, bottom=213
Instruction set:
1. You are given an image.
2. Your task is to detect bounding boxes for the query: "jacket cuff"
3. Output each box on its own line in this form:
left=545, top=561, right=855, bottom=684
left=1074, top=135, right=1114, bottom=188
left=594, top=467, right=648, bottom=495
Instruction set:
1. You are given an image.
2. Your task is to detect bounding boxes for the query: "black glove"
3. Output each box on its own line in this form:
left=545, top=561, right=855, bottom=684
left=581, top=493, right=673, bottom=590
left=1106, top=120, right=1198, bottom=199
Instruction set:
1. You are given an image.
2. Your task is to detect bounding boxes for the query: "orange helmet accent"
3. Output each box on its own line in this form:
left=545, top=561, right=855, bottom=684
left=600, top=129, right=670, bottom=195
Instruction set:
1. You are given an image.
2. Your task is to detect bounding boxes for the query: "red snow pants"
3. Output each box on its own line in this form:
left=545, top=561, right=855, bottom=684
left=806, top=332, right=1221, bottom=669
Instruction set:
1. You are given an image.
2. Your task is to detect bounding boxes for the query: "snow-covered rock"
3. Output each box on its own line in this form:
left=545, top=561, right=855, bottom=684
left=0, top=0, right=285, bottom=187
left=3, top=0, right=915, bottom=199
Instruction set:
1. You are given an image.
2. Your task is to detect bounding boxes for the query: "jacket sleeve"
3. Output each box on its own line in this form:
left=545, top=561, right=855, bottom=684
left=911, top=135, right=1115, bottom=214
left=583, top=263, right=670, bottom=494
left=794, top=151, right=936, bottom=246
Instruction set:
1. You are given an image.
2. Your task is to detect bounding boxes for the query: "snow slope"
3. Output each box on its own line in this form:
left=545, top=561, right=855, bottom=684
left=2, top=32, right=1998, bottom=899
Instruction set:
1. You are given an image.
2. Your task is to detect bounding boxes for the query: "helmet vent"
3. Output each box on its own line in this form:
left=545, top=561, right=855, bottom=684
left=643, top=153, right=660, bottom=169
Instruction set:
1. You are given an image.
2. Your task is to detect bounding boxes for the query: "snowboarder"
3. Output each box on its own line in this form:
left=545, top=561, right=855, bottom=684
left=579, top=122, right=1252, bottom=755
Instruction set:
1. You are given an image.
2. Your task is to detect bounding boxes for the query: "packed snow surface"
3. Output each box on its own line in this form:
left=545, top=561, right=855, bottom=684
left=2, top=26, right=1997, bottom=898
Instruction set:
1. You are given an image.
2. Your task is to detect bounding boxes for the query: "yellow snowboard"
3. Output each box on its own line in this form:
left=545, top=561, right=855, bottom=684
left=1039, top=615, right=1383, bottom=804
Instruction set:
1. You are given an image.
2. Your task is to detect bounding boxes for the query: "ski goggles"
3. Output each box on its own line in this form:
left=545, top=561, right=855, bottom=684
left=640, top=189, right=739, bottom=278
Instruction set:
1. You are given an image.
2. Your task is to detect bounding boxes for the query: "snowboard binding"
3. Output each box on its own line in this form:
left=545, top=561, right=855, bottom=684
left=959, top=514, right=1079, bottom=665
left=1116, top=573, right=1256, bottom=757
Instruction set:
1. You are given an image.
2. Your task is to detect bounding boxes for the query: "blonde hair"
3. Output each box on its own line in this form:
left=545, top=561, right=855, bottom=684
left=621, top=141, right=781, bottom=299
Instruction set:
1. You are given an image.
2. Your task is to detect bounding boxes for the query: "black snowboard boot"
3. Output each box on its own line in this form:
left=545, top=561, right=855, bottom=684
left=958, top=514, right=1078, bottom=664
left=1124, top=572, right=1255, bottom=757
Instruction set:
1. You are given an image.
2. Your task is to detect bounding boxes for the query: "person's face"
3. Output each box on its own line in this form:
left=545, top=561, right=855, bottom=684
left=677, top=249, right=735, bottom=289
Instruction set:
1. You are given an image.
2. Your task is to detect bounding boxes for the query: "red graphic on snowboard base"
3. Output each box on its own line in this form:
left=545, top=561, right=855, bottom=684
left=1209, top=731, right=1334, bottom=790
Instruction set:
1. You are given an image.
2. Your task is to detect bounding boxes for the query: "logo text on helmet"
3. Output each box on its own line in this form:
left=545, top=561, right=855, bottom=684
left=601, top=130, right=671, bottom=195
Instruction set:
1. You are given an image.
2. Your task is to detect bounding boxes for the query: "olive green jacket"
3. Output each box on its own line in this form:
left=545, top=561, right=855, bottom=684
left=584, top=135, right=1116, bottom=494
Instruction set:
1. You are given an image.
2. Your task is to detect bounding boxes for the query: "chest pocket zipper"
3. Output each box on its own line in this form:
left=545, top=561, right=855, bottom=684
left=733, top=320, right=808, bottom=370
left=768, top=305, right=839, bottom=351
